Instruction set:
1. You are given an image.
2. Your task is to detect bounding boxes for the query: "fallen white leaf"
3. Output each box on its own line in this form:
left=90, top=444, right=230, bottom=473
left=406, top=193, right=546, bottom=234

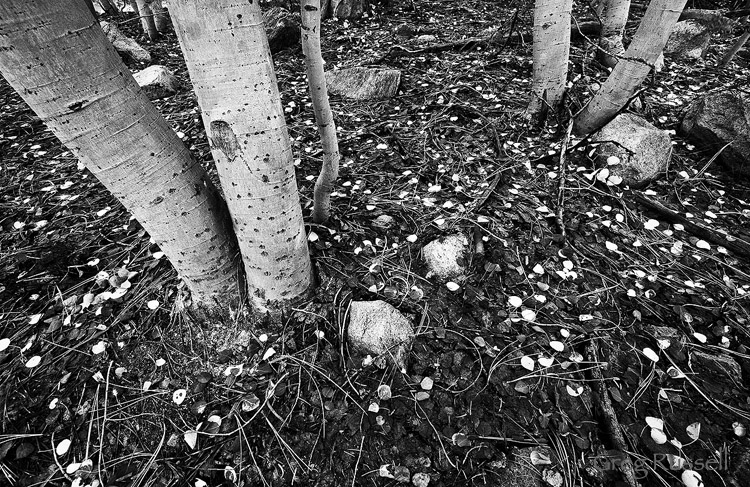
left=646, top=416, right=664, bottom=430
left=538, top=356, right=554, bottom=368
left=184, top=430, right=198, bottom=449
left=566, top=384, right=583, bottom=397
left=681, top=470, right=703, bottom=487
left=56, top=438, right=71, bottom=456
left=686, top=422, right=701, bottom=441
left=520, top=355, right=535, bottom=371
left=91, top=341, right=107, bottom=355
left=173, top=389, right=187, bottom=405
left=642, top=347, right=659, bottom=362
left=651, top=428, right=668, bottom=445
left=25, top=356, right=42, bottom=368
left=695, top=240, right=710, bottom=250
left=262, top=347, right=275, bottom=361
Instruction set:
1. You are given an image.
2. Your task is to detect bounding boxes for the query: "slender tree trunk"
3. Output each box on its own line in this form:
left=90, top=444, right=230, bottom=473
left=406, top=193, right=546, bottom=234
left=597, top=0, right=631, bottom=67
left=83, top=0, right=97, bottom=16
left=135, top=0, right=159, bottom=40
left=574, top=0, right=688, bottom=135
left=527, top=0, right=573, bottom=123
left=720, top=0, right=750, bottom=67
left=0, top=0, right=242, bottom=311
left=152, top=0, right=169, bottom=33
left=169, top=0, right=313, bottom=308
left=99, top=0, right=120, bottom=16
left=720, top=27, right=750, bottom=66
left=301, top=0, right=341, bottom=224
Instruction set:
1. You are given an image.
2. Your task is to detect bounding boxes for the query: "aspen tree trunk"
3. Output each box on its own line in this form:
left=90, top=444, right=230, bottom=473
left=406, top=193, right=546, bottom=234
left=0, top=0, right=241, bottom=311
left=135, top=0, right=159, bottom=40
left=152, top=0, right=169, bottom=33
left=527, top=0, right=573, bottom=123
left=720, top=27, right=750, bottom=66
left=598, top=0, right=631, bottom=67
left=169, top=0, right=313, bottom=308
left=574, top=0, right=688, bottom=135
left=301, top=0, right=341, bottom=224
left=83, top=0, right=97, bottom=16
left=720, top=1, right=750, bottom=67
left=99, top=0, right=120, bottom=16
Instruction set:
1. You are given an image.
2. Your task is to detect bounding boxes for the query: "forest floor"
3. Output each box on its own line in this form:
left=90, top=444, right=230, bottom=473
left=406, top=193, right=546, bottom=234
left=3, top=1, right=750, bottom=486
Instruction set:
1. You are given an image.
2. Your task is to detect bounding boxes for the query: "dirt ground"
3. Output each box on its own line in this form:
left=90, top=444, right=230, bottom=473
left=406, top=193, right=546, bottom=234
left=2, top=1, right=750, bottom=486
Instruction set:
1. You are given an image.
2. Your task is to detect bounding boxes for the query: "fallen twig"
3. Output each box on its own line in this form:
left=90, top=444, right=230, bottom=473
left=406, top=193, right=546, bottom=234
left=630, top=191, right=750, bottom=260
left=554, top=119, right=574, bottom=239
left=586, top=340, right=641, bottom=487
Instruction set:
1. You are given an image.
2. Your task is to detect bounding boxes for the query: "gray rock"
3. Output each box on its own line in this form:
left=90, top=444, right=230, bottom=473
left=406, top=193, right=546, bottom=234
left=372, top=214, right=395, bottom=229
left=348, top=300, right=414, bottom=369
left=394, top=24, right=417, bottom=37
left=692, top=350, right=743, bottom=385
left=422, top=233, right=467, bottom=281
left=393, top=466, right=410, bottom=483
left=492, top=447, right=546, bottom=487
left=593, top=113, right=672, bottom=187
left=262, top=7, right=300, bottom=54
left=729, top=445, right=750, bottom=487
left=665, top=20, right=711, bottom=59
left=326, top=67, right=401, bottom=100
left=681, top=90, right=750, bottom=177
left=412, top=472, right=430, bottom=487
left=542, top=469, right=564, bottom=487
left=416, top=34, right=437, bottom=43
left=100, top=20, right=151, bottom=64
left=132, top=65, right=180, bottom=99
left=328, top=0, right=367, bottom=19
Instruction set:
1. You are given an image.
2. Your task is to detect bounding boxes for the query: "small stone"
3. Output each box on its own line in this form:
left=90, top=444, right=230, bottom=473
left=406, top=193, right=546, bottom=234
left=100, top=20, right=150, bottom=63
left=412, top=472, right=430, bottom=487
left=692, top=351, right=743, bottom=385
left=132, top=65, right=180, bottom=100
left=262, top=8, right=300, bottom=53
left=394, top=24, right=417, bottom=37
left=393, top=466, right=410, bottom=483
left=326, top=67, right=401, bottom=101
left=422, top=233, right=468, bottom=281
left=373, top=214, right=395, bottom=229
left=593, top=114, right=672, bottom=187
left=665, top=20, right=711, bottom=59
left=416, top=34, right=437, bottom=43
left=682, top=90, right=750, bottom=177
left=328, top=0, right=368, bottom=19
left=348, top=300, right=414, bottom=369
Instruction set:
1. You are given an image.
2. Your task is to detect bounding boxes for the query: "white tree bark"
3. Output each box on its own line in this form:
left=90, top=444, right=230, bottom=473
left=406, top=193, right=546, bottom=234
left=151, top=0, right=169, bottom=33
left=0, top=0, right=242, bottom=310
left=169, top=0, right=313, bottom=308
left=301, top=0, right=340, bottom=224
left=135, top=0, right=159, bottom=40
left=720, top=0, right=750, bottom=67
left=574, top=0, right=688, bottom=135
left=720, top=28, right=750, bottom=67
left=99, top=0, right=120, bottom=16
left=598, top=0, right=631, bottom=67
left=527, top=0, right=573, bottom=122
